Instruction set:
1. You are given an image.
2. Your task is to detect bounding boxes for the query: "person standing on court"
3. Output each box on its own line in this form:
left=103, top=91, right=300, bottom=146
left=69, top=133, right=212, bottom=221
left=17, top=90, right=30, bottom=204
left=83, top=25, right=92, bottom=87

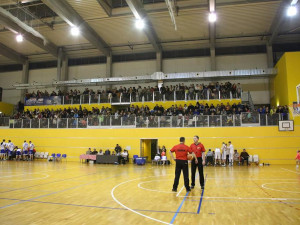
left=170, top=137, right=196, bottom=192
left=190, top=135, right=206, bottom=190
left=228, top=141, right=234, bottom=166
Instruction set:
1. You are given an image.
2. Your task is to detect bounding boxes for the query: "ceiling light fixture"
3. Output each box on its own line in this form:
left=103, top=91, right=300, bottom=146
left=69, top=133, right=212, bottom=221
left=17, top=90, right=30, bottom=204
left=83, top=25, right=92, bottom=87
left=135, top=19, right=145, bottom=30
left=287, top=5, right=297, bottom=17
left=16, top=34, right=23, bottom=42
left=208, top=12, right=217, bottom=23
left=70, top=26, right=80, bottom=36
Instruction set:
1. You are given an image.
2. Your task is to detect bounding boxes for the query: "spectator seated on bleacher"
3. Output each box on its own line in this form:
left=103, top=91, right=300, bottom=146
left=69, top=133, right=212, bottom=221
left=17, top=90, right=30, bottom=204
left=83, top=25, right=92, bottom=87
left=24, top=81, right=243, bottom=103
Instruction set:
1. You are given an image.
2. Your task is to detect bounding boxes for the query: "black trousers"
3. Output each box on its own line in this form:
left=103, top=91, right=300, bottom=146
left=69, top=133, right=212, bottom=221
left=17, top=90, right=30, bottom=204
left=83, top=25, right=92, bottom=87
left=207, top=156, right=214, bottom=165
left=226, top=155, right=229, bottom=165
left=241, top=157, right=249, bottom=165
left=191, top=157, right=204, bottom=187
left=173, top=160, right=189, bottom=190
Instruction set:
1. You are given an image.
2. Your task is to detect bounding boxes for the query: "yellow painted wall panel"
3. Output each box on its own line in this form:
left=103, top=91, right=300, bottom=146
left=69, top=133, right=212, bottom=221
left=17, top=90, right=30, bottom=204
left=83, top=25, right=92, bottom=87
left=0, top=101, right=14, bottom=116
left=1, top=126, right=299, bottom=164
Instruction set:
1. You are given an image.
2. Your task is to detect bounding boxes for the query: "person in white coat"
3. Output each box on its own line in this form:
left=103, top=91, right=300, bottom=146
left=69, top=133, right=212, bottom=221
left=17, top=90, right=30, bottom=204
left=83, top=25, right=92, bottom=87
left=29, top=141, right=35, bottom=161
left=22, top=140, right=29, bottom=161
left=8, top=140, right=14, bottom=160
left=0, top=139, right=6, bottom=160
left=228, top=141, right=234, bottom=166
left=221, top=142, right=227, bottom=166
left=215, top=147, right=221, bottom=166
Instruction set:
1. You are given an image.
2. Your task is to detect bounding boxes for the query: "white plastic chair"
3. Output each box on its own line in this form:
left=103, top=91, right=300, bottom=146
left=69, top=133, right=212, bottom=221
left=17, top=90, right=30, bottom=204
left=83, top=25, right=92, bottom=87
left=248, top=155, right=253, bottom=164
left=39, top=152, right=44, bottom=159
left=253, top=155, right=259, bottom=164
left=161, top=156, right=167, bottom=165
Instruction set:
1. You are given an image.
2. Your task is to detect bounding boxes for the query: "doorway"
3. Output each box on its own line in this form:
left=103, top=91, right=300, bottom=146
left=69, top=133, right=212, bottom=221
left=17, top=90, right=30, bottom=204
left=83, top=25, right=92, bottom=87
left=140, top=139, right=158, bottom=161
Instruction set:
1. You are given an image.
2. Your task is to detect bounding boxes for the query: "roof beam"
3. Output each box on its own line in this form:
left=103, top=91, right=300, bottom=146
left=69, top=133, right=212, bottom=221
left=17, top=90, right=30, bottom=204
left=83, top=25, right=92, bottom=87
left=42, top=0, right=111, bottom=56
left=0, top=43, right=27, bottom=64
left=0, top=7, right=58, bottom=57
left=96, top=0, right=112, bottom=17
left=209, top=0, right=216, bottom=70
left=113, top=0, right=280, bottom=17
left=268, top=0, right=290, bottom=44
left=125, top=0, right=162, bottom=52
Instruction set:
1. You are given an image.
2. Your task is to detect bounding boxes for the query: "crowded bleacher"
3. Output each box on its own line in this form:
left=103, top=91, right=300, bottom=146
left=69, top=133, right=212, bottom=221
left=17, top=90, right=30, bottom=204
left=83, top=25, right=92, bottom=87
left=14, top=102, right=249, bottom=119
left=24, top=81, right=243, bottom=103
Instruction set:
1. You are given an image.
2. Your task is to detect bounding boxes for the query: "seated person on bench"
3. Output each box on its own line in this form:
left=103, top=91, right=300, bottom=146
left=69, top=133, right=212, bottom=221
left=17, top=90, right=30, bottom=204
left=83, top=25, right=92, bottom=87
left=206, top=149, right=214, bottom=166
left=240, top=149, right=249, bottom=166
left=233, top=150, right=240, bottom=165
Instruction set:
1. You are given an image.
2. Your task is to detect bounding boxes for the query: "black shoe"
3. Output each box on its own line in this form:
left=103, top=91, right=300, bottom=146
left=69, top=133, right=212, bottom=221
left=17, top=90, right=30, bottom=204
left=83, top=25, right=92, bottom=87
left=201, top=186, right=204, bottom=190
left=172, top=189, right=177, bottom=192
left=191, top=186, right=195, bottom=189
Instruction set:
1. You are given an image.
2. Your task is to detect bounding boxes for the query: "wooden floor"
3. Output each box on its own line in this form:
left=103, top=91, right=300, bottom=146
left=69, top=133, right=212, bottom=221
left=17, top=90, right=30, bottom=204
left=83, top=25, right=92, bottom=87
left=0, top=161, right=299, bottom=225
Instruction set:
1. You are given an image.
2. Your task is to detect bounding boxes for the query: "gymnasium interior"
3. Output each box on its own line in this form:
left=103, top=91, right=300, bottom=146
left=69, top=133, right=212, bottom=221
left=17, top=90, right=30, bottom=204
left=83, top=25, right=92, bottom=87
left=0, top=0, right=299, bottom=224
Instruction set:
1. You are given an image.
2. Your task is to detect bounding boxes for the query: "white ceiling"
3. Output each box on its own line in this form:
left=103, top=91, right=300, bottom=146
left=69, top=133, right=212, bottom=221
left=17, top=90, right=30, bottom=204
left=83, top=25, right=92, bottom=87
left=0, top=0, right=299, bottom=65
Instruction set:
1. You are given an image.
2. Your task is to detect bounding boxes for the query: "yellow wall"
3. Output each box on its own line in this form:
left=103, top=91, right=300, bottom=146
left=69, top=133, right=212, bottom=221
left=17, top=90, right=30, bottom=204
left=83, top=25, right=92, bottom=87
left=286, top=52, right=300, bottom=125
left=141, top=139, right=152, bottom=159
left=0, top=102, right=14, bottom=116
left=24, top=99, right=242, bottom=112
left=2, top=126, right=299, bottom=165
left=271, top=54, right=289, bottom=106
left=272, top=52, right=300, bottom=124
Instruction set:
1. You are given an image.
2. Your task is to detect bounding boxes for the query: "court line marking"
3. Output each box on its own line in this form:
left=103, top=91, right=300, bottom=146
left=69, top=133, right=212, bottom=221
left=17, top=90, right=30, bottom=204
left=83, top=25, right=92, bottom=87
left=170, top=191, right=190, bottom=224
left=206, top=178, right=298, bottom=180
left=0, top=174, right=50, bottom=182
left=137, top=179, right=174, bottom=194
left=0, top=197, right=196, bottom=214
left=111, top=176, right=171, bottom=225
left=0, top=174, right=122, bottom=209
left=197, top=174, right=207, bottom=214
left=281, top=168, right=300, bottom=174
left=0, top=166, right=79, bottom=174
left=177, top=196, right=300, bottom=201
left=176, top=186, right=185, bottom=197
left=0, top=171, right=99, bottom=193
left=186, top=199, right=300, bottom=205
left=261, top=182, right=300, bottom=194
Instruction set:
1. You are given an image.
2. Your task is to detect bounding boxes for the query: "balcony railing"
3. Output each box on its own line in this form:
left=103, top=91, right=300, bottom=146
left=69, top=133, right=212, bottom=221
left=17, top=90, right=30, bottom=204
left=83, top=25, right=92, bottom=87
left=24, top=90, right=242, bottom=106
left=0, top=113, right=288, bottom=129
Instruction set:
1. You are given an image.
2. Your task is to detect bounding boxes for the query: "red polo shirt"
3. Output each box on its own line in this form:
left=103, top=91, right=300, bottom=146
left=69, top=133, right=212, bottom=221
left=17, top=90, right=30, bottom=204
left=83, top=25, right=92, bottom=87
left=190, top=143, right=206, bottom=158
left=170, top=143, right=192, bottom=160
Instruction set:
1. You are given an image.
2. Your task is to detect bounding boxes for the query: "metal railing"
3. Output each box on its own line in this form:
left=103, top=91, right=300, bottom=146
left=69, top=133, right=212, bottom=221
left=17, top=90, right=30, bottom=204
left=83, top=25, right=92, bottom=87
left=25, top=90, right=242, bottom=106
left=0, top=113, right=288, bottom=129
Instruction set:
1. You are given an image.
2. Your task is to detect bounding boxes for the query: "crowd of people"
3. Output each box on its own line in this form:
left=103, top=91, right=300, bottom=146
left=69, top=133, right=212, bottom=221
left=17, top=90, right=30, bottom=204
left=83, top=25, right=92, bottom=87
left=9, top=102, right=290, bottom=128
left=24, top=81, right=242, bottom=102
left=154, top=141, right=253, bottom=167
left=207, top=142, right=252, bottom=166
left=12, top=102, right=249, bottom=120
left=0, top=139, right=35, bottom=161
left=85, top=144, right=129, bottom=164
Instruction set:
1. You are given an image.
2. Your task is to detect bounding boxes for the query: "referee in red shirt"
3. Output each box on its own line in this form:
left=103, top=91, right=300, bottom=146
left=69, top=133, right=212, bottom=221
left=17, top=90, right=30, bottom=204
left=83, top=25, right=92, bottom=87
left=170, top=137, right=197, bottom=192
left=190, top=135, right=206, bottom=190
